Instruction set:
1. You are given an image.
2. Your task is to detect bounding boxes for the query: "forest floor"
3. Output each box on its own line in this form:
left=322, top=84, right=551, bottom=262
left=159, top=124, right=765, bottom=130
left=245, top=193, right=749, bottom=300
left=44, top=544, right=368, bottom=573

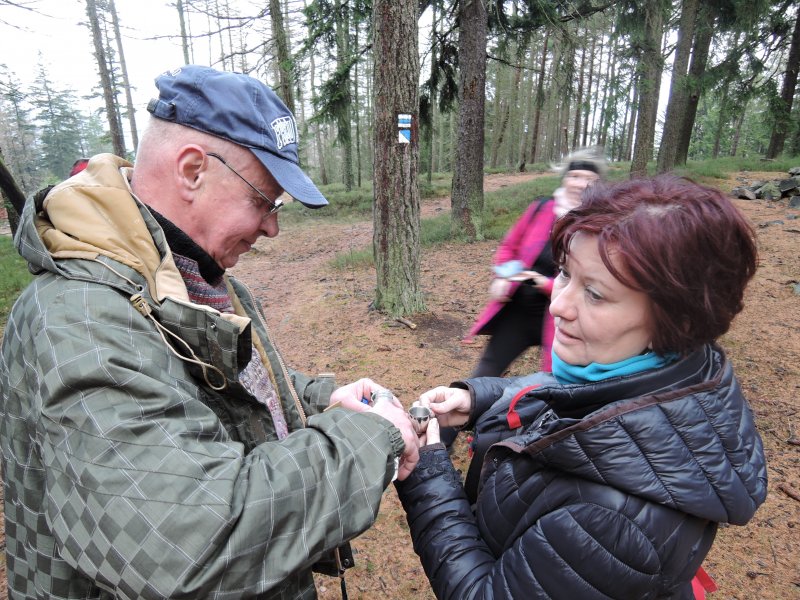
left=1, top=170, right=799, bottom=598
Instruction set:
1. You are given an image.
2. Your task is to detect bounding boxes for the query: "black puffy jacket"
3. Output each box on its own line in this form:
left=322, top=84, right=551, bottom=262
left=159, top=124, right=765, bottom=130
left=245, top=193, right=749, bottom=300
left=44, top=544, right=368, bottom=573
left=396, top=345, right=767, bottom=599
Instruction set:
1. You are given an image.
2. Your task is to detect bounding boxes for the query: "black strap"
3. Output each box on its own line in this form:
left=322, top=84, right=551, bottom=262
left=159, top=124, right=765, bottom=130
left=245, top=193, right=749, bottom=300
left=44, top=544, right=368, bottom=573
left=524, top=196, right=549, bottom=228
left=335, top=546, right=353, bottom=600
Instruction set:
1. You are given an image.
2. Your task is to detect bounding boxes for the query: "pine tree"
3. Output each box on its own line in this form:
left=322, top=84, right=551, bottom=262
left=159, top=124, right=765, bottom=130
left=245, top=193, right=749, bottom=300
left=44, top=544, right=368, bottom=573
left=372, top=0, right=424, bottom=315
left=29, top=63, right=85, bottom=180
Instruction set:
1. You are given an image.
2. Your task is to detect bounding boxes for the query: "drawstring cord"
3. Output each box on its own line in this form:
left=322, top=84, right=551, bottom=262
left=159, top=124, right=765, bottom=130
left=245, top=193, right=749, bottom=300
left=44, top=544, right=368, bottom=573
left=91, top=258, right=227, bottom=391
left=129, top=293, right=226, bottom=390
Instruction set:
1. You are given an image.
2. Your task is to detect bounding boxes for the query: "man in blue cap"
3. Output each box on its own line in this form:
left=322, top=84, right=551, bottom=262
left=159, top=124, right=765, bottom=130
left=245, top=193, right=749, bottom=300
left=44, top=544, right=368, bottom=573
left=0, top=65, right=418, bottom=599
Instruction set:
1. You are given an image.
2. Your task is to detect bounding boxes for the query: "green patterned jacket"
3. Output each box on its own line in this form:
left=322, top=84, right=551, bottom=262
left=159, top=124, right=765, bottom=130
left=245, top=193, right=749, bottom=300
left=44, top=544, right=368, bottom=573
left=0, top=154, right=403, bottom=599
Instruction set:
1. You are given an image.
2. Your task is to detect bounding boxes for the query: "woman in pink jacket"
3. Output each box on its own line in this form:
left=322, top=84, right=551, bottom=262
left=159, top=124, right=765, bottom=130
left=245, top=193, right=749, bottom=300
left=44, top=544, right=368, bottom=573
left=466, top=148, right=608, bottom=377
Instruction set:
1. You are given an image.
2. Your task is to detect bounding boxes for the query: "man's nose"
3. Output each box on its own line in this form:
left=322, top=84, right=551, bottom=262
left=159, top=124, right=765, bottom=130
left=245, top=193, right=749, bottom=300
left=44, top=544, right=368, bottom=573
left=260, top=214, right=279, bottom=238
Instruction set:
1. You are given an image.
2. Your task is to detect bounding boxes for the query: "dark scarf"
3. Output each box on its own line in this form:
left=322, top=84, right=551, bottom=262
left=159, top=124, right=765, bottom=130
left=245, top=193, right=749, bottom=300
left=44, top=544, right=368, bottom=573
left=149, top=208, right=289, bottom=439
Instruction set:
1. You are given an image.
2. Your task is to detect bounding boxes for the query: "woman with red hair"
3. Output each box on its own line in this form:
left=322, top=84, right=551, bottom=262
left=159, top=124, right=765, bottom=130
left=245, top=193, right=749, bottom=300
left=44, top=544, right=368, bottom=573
left=397, top=176, right=767, bottom=599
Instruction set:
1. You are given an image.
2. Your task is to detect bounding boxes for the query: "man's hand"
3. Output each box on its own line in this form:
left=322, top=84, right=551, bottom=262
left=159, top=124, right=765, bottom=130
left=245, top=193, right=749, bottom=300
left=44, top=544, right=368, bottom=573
left=330, top=378, right=395, bottom=412
left=417, top=386, right=471, bottom=428
left=369, top=398, right=419, bottom=481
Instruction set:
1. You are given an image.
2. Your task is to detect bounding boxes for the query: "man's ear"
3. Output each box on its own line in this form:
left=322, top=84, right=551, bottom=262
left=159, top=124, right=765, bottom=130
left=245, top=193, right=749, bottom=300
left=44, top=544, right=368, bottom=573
left=175, top=145, right=207, bottom=199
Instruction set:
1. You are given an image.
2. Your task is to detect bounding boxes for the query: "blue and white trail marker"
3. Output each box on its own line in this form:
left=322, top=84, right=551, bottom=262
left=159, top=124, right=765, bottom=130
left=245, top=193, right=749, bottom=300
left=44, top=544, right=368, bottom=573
left=398, top=113, right=412, bottom=144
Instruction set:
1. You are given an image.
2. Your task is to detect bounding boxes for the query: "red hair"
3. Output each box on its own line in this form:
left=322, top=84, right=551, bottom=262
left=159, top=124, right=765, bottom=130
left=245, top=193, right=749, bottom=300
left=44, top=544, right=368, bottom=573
left=551, top=175, right=758, bottom=355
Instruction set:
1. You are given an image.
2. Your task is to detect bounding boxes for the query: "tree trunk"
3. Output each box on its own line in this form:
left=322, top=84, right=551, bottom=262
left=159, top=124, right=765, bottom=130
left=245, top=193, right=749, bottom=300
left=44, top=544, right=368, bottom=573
left=789, top=104, right=800, bottom=155
left=529, top=29, right=550, bottom=165
left=372, top=0, right=424, bottom=316
left=676, top=7, right=714, bottom=165
left=336, top=1, right=354, bottom=191
left=657, top=0, right=700, bottom=173
left=85, top=0, right=125, bottom=157
left=505, top=51, right=523, bottom=168
left=450, top=0, right=487, bottom=241
left=617, top=79, right=631, bottom=162
left=518, top=44, right=536, bottom=171
left=224, top=0, right=235, bottom=68
left=558, top=37, right=574, bottom=156
left=730, top=103, right=746, bottom=157
left=270, top=0, right=296, bottom=114
left=711, top=88, right=729, bottom=158
left=597, top=35, right=615, bottom=148
left=543, top=34, right=562, bottom=161
left=108, top=0, right=138, bottom=152
left=630, top=0, right=665, bottom=178
left=425, top=2, right=438, bottom=183
left=766, top=9, right=800, bottom=158
left=572, top=33, right=586, bottom=150
left=354, top=62, right=362, bottom=188
left=176, top=0, right=191, bottom=63
left=0, top=151, right=26, bottom=234
left=624, top=78, right=638, bottom=161
left=582, top=33, right=597, bottom=148
left=489, top=98, right=509, bottom=169
left=590, top=34, right=604, bottom=147
left=305, top=0, right=328, bottom=185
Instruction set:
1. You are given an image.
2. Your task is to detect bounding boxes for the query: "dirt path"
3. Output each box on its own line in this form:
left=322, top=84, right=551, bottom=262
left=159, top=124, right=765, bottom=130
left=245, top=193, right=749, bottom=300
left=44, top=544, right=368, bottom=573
left=231, top=170, right=800, bottom=599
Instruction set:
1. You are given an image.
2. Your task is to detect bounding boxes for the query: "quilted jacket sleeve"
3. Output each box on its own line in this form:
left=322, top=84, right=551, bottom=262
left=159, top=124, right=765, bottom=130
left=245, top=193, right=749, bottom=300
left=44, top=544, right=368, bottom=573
left=456, top=372, right=550, bottom=431
left=396, top=448, right=669, bottom=600
left=16, top=282, right=400, bottom=598
left=290, top=368, right=337, bottom=415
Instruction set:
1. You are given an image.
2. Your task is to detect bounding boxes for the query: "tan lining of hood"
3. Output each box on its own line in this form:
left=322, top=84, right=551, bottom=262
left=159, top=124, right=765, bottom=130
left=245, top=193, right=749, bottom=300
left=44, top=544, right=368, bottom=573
left=38, top=154, right=165, bottom=299
left=37, top=154, right=249, bottom=333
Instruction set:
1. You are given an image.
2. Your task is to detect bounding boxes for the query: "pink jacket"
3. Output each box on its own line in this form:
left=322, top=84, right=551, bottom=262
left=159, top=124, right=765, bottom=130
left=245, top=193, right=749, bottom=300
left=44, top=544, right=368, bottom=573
left=465, top=198, right=557, bottom=372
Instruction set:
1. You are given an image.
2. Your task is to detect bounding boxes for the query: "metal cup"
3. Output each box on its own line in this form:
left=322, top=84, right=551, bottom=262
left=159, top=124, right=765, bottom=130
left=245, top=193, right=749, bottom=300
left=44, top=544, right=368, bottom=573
left=408, top=405, right=434, bottom=434
left=370, top=389, right=394, bottom=405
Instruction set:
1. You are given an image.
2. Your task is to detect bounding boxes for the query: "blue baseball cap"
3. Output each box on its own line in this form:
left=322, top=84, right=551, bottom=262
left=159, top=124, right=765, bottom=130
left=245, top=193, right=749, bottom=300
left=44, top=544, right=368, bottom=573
left=147, top=65, right=327, bottom=208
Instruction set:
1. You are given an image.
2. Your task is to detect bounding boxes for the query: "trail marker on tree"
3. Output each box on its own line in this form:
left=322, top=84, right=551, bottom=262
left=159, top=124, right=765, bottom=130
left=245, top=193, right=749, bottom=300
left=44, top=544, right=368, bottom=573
left=398, top=114, right=412, bottom=143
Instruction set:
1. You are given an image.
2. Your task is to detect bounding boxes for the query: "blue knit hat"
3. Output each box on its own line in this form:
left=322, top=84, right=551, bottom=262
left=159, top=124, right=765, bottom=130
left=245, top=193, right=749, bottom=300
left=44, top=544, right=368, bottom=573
left=147, top=65, right=327, bottom=208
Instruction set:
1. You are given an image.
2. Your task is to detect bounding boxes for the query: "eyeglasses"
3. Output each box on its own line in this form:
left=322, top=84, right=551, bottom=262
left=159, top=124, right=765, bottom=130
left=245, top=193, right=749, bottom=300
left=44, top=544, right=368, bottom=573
left=206, top=152, right=284, bottom=217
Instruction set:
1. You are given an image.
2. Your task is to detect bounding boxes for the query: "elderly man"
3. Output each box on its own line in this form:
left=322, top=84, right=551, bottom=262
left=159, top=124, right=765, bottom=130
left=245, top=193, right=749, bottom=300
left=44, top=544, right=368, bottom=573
left=0, top=66, right=418, bottom=599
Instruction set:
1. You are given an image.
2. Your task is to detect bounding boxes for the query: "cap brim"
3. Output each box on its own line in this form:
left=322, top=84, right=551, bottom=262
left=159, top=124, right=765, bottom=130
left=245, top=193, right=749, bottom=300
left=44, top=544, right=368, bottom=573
left=252, top=148, right=328, bottom=208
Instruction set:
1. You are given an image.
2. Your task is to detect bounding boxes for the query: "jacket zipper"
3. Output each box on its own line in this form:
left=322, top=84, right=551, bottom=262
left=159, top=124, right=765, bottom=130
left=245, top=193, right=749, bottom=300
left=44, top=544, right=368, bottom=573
left=235, top=280, right=308, bottom=427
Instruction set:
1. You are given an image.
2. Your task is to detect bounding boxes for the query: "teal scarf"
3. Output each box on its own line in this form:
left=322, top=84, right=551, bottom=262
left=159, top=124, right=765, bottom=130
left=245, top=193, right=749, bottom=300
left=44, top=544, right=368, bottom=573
left=551, top=350, right=678, bottom=384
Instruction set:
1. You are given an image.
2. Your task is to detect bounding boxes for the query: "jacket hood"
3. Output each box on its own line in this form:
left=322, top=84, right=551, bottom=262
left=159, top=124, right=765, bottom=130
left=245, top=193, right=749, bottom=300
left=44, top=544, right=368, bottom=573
left=492, top=346, right=767, bottom=525
left=17, top=153, right=190, bottom=304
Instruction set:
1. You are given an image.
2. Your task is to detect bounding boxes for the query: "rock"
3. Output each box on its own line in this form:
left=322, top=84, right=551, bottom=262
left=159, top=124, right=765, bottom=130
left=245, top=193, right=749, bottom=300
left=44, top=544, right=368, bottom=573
left=793, top=283, right=800, bottom=296
left=777, top=177, right=800, bottom=195
left=789, top=166, right=800, bottom=176
left=756, top=182, right=781, bottom=200
left=731, top=187, right=757, bottom=200
left=758, top=220, right=784, bottom=228
left=790, top=196, right=800, bottom=209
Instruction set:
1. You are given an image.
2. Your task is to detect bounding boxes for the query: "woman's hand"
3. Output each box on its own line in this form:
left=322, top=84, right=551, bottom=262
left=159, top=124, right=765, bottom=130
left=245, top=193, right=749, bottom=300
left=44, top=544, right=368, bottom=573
left=527, top=270, right=550, bottom=291
left=417, top=386, right=471, bottom=428
left=489, top=277, right=512, bottom=302
left=418, top=416, right=440, bottom=447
